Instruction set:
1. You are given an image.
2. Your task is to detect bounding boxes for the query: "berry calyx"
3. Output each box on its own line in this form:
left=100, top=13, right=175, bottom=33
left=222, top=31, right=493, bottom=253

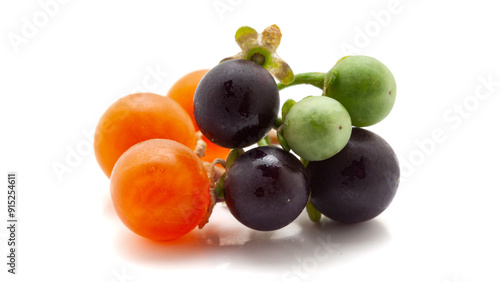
left=221, top=25, right=294, bottom=85
left=199, top=158, right=227, bottom=228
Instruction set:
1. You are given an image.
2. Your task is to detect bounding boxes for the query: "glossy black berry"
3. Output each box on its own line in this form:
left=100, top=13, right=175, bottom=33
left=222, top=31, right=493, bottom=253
left=193, top=59, right=280, bottom=148
left=224, top=146, right=310, bottom=231
left=307, top=128, right=400, bottom=224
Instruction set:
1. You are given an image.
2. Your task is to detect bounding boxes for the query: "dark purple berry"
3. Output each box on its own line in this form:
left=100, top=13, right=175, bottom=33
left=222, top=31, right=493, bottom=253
left=193, top=59, right=279, bottom=148
left=307, top=128, right=400, bottom=224
left=224, top=146, right=309, bottom=231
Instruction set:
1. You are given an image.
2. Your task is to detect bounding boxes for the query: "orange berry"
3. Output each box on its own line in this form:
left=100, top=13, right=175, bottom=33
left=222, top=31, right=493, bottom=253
left=110, top=139, right=210, bottom=241
left=94, top=93, right=196, bottom=178
left=167, top=70, right=230, bottom=162
left=167, top=69, right=208, bottom=131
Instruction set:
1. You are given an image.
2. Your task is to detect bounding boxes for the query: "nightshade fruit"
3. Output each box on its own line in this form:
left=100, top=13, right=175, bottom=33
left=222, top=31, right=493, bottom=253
left=224, top=146, right=310, bottom=231
left=193, top=59, right=280, bottom=148
left=307, top=128, right=400, bottom=224
left=283, top=96, right=352, bottom=161
left=323, top=55, right=397, bottom=127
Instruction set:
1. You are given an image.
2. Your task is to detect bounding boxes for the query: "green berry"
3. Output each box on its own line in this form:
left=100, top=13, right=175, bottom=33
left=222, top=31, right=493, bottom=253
left=283, top=96, right=352, bottom=161
left=323, top=55, right=396, bottom=127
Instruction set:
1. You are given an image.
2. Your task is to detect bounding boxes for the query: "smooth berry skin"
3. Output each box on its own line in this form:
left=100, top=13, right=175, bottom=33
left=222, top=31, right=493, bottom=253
left=307, top=128, right=400, bottom=224
left=193, top=59, right=280, bottom=148
left=224, top=146, right=310, bottom=231
left=324, top=55, right=397, bottom=127
left=283, top=96, right=352, bottom=161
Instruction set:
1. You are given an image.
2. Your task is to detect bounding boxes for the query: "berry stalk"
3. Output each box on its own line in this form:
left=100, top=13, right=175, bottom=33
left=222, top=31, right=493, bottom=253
left=277, top=72, right=326, bottom=91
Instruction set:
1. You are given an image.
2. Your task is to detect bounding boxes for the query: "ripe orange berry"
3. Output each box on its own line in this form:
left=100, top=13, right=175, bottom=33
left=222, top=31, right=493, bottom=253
left=167, top=70, right=207, bottom=131
left=110, top=139, right=210, bottom=241
left=167, top=70, right=231, bottom=162
left=94, top=93, right=196, bottom=178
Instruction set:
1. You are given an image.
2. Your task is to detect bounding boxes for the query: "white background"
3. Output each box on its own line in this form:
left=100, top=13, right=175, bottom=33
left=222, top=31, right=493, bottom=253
left=1, top=0, right=500, bottom=281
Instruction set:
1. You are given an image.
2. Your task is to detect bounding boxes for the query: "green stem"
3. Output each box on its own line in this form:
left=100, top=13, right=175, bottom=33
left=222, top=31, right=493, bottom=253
left=274, top=117, right=283, bottom=129
left=281, top=99, right=296, bottom=121
left=226, top=148, right=244, bottom=169
left=306, top=199, right=322, bottom=223
left=257, top=135, right=271, bottom=146
left=276, top=126, right=290, bottom=152
left=277, top=72, right=326, bottom=91
left=215, top=172, right=226, bottom=200
left=300, top=158, right=309, bottom=168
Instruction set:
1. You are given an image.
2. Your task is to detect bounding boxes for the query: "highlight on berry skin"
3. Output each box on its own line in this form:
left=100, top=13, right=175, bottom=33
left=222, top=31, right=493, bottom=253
left=96, top=24, right=400, bottom=241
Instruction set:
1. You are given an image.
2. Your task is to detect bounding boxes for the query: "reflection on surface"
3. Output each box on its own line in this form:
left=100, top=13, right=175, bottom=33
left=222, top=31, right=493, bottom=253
left=113, top=205, right=392, bottom=271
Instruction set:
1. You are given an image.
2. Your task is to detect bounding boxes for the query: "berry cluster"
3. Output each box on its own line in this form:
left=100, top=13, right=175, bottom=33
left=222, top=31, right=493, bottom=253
left=95, top=25, right=400, bottom=241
